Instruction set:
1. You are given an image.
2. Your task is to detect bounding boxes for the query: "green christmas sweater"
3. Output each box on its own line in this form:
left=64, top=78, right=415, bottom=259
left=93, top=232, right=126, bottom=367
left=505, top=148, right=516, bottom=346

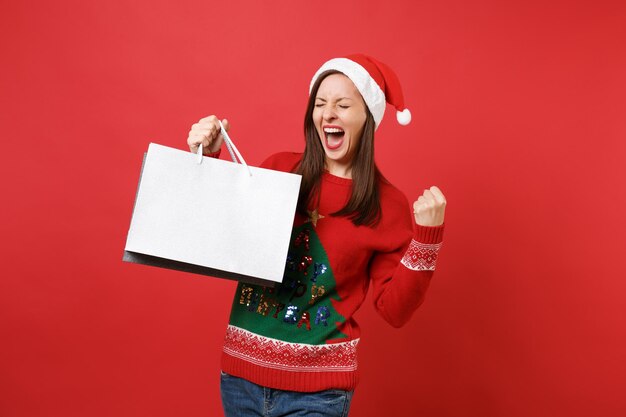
left=220, top=152, right=444, bottom=392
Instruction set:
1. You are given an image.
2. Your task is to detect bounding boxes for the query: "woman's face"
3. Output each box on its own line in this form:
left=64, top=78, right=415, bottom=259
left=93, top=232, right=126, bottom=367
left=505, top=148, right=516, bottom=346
left=312, top=73, right=367, bottom=176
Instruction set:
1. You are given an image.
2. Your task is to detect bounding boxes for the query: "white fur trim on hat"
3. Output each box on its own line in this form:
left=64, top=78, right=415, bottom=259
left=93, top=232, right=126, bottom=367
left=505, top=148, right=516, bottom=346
left=309, top=58, right=386, bottom=129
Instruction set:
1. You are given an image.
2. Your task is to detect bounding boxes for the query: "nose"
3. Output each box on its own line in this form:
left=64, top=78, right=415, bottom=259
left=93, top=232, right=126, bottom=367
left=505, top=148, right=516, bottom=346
left=322, top=106, right=337, bottom=121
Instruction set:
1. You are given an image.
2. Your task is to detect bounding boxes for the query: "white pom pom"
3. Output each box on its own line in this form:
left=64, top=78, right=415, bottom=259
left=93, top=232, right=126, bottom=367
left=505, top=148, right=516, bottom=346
left=397, top=108, right=412, bottom=125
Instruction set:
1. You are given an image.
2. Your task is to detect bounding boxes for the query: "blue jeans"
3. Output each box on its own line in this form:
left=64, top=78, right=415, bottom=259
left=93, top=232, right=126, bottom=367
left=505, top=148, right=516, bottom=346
left=220, top=371, right=353, bottom=417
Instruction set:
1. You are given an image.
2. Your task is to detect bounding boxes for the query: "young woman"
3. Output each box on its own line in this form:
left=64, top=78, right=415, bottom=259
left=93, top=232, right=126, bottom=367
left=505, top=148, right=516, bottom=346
left=187, top=54, right=446, bottom=417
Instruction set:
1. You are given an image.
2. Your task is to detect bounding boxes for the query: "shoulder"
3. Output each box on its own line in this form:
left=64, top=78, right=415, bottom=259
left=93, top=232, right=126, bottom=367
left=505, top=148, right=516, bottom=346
left=377, top=177, right=413, bottom=230
left=378, top=177, right=410, bottom=211
left=260, top=152, right=302, bottom=173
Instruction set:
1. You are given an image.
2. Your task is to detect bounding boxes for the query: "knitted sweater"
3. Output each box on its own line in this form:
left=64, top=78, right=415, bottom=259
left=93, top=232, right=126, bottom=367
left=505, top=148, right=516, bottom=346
left=218, top=151, right=444, bottom=392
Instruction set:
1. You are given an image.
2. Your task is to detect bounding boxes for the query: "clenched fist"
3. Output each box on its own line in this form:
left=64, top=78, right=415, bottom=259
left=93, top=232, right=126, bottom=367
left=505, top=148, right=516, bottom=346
left=187, top=115, right=231, bottom=155
left=413, top=186, right=446, bottom=227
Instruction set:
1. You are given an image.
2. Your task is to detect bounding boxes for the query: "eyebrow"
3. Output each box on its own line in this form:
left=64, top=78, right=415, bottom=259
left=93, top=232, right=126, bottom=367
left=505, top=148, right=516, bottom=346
left=315, top=97, right=354, bottom=102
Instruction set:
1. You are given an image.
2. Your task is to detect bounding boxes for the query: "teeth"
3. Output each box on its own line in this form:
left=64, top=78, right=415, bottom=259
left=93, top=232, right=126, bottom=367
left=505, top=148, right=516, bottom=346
left=324, top=127, right=344, bottom=133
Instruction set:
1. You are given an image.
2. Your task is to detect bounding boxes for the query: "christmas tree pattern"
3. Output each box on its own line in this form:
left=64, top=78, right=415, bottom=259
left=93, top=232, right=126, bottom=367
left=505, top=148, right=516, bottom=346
left=227, top=221, right=348, bottom=345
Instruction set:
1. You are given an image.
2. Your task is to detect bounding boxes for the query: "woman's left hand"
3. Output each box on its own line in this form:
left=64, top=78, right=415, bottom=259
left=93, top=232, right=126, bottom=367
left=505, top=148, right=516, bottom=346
left=413, top=186, right=447, bottom=227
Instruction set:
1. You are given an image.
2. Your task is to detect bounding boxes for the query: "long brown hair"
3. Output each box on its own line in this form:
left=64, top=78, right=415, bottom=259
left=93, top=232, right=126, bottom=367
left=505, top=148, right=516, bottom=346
left=295, top=70, right=382, bottom=227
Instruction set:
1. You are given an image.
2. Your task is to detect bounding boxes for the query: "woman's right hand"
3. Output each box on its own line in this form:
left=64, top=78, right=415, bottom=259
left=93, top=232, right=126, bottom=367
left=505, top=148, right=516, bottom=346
left=187, top=115, right=231, bottom=155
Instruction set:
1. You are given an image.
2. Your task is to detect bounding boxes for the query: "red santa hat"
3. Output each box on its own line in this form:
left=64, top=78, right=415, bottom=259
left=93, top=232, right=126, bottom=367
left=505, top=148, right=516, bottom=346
left=309, top=54, right=412, bottom=130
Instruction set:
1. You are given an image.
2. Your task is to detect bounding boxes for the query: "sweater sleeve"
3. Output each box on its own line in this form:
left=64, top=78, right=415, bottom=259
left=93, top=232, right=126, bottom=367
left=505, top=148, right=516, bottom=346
left=369, top=215, right=445, bottom=328
left=259, top=152, right=302, bottom=171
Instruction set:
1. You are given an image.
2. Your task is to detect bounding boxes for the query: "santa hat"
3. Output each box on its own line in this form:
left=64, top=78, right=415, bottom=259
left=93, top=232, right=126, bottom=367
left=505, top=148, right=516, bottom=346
left=309, top=54, right=411, bottom=129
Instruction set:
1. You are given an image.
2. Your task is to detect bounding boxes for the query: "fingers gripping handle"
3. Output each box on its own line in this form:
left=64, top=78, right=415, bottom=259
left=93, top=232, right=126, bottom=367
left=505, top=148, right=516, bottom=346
left=196, top=120, right=252, bottom=176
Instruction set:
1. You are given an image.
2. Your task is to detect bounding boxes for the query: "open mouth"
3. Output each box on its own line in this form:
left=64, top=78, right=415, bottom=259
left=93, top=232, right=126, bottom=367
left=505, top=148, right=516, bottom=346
left=323, top=127, right=345, bottom=150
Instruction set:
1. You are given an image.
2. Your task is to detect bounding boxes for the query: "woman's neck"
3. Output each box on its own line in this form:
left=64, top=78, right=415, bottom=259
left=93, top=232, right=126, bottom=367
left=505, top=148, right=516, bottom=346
left=324, top=160, right=353, bottom=179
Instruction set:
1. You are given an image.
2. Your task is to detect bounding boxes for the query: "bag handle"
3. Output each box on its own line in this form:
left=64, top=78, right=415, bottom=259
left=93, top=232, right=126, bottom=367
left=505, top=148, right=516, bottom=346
left=197, top=120, right=252, bottom=176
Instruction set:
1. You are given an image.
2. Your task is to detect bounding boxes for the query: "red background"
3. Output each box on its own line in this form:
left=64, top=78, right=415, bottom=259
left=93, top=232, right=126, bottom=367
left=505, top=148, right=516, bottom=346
left=2, top=1, right=625, bottom=416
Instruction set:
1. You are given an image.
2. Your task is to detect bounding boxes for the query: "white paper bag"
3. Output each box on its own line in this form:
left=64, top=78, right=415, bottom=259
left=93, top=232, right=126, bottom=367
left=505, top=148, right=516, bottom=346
left=123, top=137, right=301, bottom=285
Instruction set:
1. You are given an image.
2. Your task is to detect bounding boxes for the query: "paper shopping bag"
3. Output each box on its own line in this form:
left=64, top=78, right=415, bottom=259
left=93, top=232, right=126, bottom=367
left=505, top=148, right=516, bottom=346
left=123, top=141, right=301, bottom=286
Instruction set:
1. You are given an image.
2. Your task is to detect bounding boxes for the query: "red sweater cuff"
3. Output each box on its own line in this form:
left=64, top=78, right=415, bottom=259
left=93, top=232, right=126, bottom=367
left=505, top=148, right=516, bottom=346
left=413, top=223, right=444, bottom=244
left=203, top=149, right=221, bottom=158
